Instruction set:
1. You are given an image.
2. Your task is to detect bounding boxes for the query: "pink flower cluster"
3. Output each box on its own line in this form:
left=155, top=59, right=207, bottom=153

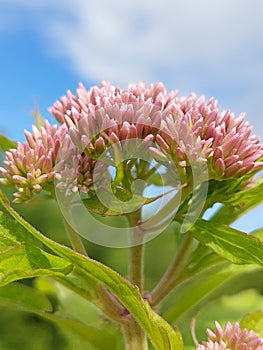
left=0, top=122, right=68, bottom=202
left=49, top=81, right=263, bottom=179
left=1, top=81, right=263, bottom=201
left=197, top=321, right=263, bottom=350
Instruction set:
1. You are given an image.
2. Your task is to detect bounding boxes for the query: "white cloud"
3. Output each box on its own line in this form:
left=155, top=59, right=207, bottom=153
left=1, top=0, right=263, bottom=136
left=47, top=1, right=263, bottom=79
left=2, top=0, right=263, bottom=81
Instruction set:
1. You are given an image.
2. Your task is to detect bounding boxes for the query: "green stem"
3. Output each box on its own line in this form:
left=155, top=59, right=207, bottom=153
left=121, top=209, right=147, bottom=349
left=150, top=232, right=194, bottom=307
left=56, top=274, right=126, bottom=322
left=129, top=243, right=144, bottom=292
left=63, top=219, right=88, bottom=256
left=127, top=209, right=144, bottom=292
left=62, top=221, right=130, bottom=323
left=122, top=319, right=148, bottom=350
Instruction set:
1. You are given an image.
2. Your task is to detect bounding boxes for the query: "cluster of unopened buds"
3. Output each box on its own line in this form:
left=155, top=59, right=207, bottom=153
left=1, top=82, right=263, bottom=349
left=195, top=321, right=263, bottom=350
left=0, top=81, right=263, bottom=202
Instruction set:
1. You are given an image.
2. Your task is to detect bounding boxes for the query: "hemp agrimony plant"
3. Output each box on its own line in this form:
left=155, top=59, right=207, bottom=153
left=0, top=81, right=263, bottom=349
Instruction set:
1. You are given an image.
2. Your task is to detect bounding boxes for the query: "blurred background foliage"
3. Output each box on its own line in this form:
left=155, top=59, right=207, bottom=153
left=0, top=184, right=263, bottom=349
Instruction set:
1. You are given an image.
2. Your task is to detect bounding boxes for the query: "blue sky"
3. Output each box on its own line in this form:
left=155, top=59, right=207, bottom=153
left=0, top=0, right=262, bottom=232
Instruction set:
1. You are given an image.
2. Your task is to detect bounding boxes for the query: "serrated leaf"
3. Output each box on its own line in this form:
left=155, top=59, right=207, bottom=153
left=0, top=189, right=183, bottom=350
left=211, top=179, right=263, bottom=225
left=0, top=211, right=73, bottom=286
left=0, top=242, right=72, bottom=285
left=0, top=134, right=17, bottom=151
left=0, top=211, right=40, bottom=247
left=190, top=219, right=263, bottom=266
left=240, top=310, right=263, bottom=337
left=57, top=253, right=183, bottom=350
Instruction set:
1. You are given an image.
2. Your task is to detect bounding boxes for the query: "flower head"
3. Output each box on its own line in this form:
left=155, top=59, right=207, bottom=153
left=1, top=81, right=263, bottom=202
left=48, top=81, right=170, bottom=124
left=170, top=94, right=263, bottom=178
left=49, top=81, right=263, bottom=180
left=0, top=121, right=68, bottom=202
left=54, top=134, right=95, bottom=195
left=197, top=321, right=263, bottom=350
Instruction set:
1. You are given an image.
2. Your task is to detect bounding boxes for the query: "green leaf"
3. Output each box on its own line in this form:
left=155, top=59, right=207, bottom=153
left=0, top=283, right=117, bottom=350
left=190, top=219, right=263, bottom=266
left=240, top=310, right=263, bottom=337
left=32, top=106, right=46, bottom=129
left=41, top=312, right=118, bottom=350
left=147, top=172, right=176, bottom=187
left=83, top=187, right=165, bottom=216
left=0, top=210, right=41, bottom=247
left=211, top=179, right=263, bottom=225
left=0, top=242, right=72, bottom=285
left=0, top=134, right=17, bottom=151
left=252, top=228, right=263, bottom=241
left=0, top=211, right=73, bottom=286
left=0, top=282, right=52, bottom=312
left=57, top=255, right=183, bottom=350
left=162, top=261, right=257, bottom=323
left=0, top=189, right=183, bottom=350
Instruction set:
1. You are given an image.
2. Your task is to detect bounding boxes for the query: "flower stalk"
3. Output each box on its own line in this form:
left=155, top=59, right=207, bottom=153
left=128, top=242, right=144, bottom=292
left=63, top=219, right=88, bottom=256
left=128, top=211, right=144, bottom=290
left=150, top=232, right=194, bottom=306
